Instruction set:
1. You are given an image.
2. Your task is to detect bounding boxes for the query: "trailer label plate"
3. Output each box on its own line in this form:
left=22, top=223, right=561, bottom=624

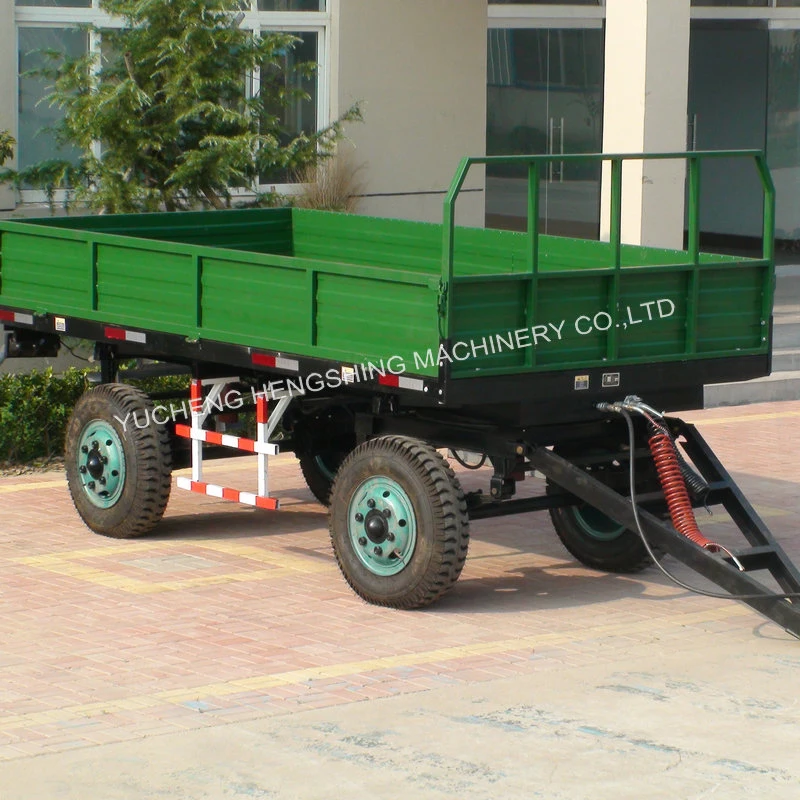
left=602, top=372, right=621, bottom=388
left=574, top=375, right=590, bottom=391
left=55, top=317, right=67, bottom=332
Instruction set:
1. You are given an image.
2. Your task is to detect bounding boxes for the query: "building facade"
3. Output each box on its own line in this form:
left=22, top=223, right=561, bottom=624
left=2, top=0, right=800, bottom=250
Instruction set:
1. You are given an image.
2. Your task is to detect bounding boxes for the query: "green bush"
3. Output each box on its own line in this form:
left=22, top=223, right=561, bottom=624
left=0, top=368, right=89, bottom=463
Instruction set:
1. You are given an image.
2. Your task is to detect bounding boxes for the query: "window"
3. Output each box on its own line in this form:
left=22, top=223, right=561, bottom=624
left=18, top=27, right=88, bottom=171
left=13, top=0, right=330, bottom=198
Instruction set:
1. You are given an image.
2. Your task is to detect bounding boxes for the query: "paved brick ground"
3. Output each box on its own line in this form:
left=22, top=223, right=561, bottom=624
left=0, top=401, right=798, bottom=764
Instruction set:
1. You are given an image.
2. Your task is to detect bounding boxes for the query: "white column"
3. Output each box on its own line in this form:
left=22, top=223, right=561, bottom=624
left=0, top=0, right=16, bottom=211
left=332, top=0, right=487, bottom=227
left=600, top=0, right=691, bottom=249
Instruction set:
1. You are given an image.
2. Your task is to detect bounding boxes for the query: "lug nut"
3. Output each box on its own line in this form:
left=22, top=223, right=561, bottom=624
left=92, top=441, right=99, bottom=450
left=87, top=481, right=96, bottom=490
left=81, top=446, right=88, bottom=454
left=99, top=477, right=106, bottom=485
left=79, top=466, right=87, bottom=474
left=387, top=533, right=396, bottom=542
left=367, top=499, right=376, bottom=509
left=373, top=546, right=383, bottom=556
left=100, top=456, right=108, bottom=465
left=382, top=508, right=391, bottom=518
left=358, top=537, right=367, bottom=546
left=355, top=513, right=364, bottom=523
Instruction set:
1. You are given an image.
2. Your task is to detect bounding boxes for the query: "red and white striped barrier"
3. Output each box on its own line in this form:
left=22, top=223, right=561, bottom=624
left=175, top=478, right=279, bottom=510
left=174, top=424, right=278, bottom=456
left=175, top=378, right=281, bottom=512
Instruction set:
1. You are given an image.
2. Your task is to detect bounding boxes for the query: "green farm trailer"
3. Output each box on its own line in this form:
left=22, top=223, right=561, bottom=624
left=2, top=151, right=799, bottom=635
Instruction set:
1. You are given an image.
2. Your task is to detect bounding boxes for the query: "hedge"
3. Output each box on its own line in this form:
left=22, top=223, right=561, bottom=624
left=0, top=368, right=191, bottom=464
left=0, top=368, right=89, bottom=463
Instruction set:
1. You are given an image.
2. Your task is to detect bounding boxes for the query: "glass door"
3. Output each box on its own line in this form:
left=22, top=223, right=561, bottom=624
left=687, top=22, right=769, bottom=243
left=486, top=26, right=605, bottom=238
left=768, top=27, right=800, bottom=244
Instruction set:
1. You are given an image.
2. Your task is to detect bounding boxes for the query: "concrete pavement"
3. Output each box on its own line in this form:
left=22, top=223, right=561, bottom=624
left=0, top=402, right=799, bottom=797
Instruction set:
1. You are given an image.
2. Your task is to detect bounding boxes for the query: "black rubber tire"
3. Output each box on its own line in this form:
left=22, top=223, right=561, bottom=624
left=329, top=436, right=470, bottom=609
left=547, top=444, right=653, bottom=574
left=65, top=384, right=172, bottom=538
left=299, top=451, right=348, bottom=506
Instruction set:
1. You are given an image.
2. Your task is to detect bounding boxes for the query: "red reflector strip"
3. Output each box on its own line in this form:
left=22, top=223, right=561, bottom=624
left=175, top=477, right=279, bottom=510
left=378, top=374, right=425, bottom=392
left=104, top=326, right=146, bottom=344
left=252, top=352, right=300, bottom=371
left=252, top=353, right=276, bottom=368
left=0, top=310, right=34, bottom=325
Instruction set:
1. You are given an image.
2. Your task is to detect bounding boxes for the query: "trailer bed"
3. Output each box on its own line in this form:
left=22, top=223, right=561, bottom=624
left=0, top=151, right=775, bottom=420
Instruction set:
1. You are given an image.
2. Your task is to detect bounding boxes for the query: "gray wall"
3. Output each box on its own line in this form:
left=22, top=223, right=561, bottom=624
left=333, top=0, right=487, bottom=226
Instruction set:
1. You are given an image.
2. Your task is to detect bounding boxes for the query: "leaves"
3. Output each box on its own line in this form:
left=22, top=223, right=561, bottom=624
left=0, top=130, right=14, bottom=168
left=3, top=0, right=361, bottom=213
left=0, top=369, right=88, bottom=464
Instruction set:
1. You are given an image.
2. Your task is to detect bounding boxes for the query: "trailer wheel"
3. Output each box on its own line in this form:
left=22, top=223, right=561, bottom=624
left=329, top=436, right=470, bottom=608
left=65, top=384, right=172, bottom=538
left=546, top=445, right=652, bottom=574
left=298, top=451, right=348, bottom=506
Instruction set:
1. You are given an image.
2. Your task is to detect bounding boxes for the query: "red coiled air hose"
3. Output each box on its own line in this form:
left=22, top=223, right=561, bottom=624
left=649, top=432, right=718, bottom=552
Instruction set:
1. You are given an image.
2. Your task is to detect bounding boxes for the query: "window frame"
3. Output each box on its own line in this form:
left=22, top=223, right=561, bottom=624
left=13, top=0, right=332, bottom=205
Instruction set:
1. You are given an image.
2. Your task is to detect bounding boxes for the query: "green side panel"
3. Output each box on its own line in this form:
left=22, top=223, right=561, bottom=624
left=617, top=271, right=689, bottom=359
left=534, top=275, right=610, bottom=366
left=315, top=273, right=438, bottom=375
left=292, top=210, right=441, bottom=273
left=95, top=244, right=196, bottom=328
left=27, top=208, right=294, bottom=255
left=0, top=231, right=90, bottom=314
left=292, top=210, right=739, bottom=279
left=450, top=281, right=528, bottom=372
left=697, top=265, right=766, bottom=353
left=201, top=258, right=309, bottom=348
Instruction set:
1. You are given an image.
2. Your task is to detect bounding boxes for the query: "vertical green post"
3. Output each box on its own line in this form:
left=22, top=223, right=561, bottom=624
left=89, top=241, right=98, bottom=311
left=755, top=153, right=776, bottom=346
left=687, top=157, right=701, bottom=265
left=441, top=158, right=471, bottom=342
left=607, top=158, right=623, bottom=360
left=685, top=157, right=701, bottom=354
left=525, top=161, right=540, bottom=367
left=308, top=269, right=318, bottom=346
left=194, top=254, right=203, bottom=331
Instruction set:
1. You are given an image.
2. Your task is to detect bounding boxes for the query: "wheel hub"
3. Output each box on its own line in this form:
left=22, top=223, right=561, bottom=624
left=347, top=476, right=417, bottom=576
left=76, top=421, right=126, bottom=509
left=364, top=510, right=389, bottom=543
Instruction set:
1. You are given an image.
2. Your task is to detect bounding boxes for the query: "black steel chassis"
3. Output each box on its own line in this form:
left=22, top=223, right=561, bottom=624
left=3, top=307, right=798, bottom=637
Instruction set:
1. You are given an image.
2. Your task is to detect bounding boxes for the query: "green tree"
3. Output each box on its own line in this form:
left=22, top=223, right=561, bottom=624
left=0, top=130, right=14, bottom=166
left=8, top=0, right=360, bottom=212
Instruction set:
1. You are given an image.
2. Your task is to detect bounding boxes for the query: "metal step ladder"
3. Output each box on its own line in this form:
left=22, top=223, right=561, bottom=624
left=528, top=418, right=800, bottom=638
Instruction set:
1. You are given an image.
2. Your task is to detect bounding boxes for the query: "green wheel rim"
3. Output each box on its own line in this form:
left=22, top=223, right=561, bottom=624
left=572, top=504, right=626, bottom=542
left=76, top=419, right=126, bottom=509
left=347, top=476, right=417, bottom=576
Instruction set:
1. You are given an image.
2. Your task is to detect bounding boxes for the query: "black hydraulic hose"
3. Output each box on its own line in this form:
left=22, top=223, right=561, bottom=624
left=449, top=449, right=487, bottom=470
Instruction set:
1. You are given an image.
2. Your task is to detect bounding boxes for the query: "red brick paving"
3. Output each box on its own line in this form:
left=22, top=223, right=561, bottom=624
left=0, top=401, right=798, bottom=760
